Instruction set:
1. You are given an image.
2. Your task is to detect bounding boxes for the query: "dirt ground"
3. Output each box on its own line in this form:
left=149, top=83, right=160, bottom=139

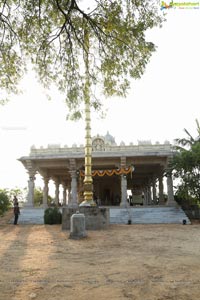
left=0, top=211, right=200, bottom=300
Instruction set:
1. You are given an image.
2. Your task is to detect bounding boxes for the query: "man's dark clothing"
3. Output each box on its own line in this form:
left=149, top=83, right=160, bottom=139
left=14, top=205, right=20, bottom=225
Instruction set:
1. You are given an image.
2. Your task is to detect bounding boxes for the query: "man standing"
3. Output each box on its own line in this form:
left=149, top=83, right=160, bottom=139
left=13, top=202, right=20, bottom=225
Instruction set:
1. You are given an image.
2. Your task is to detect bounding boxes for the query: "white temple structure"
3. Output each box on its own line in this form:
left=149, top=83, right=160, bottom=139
left=19, top=132, right=176, bottom=208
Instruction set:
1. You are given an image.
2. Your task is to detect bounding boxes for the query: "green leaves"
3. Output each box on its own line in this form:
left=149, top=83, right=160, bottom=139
left=0, top=0, right=164, bottom=117
left=171, top=120, right=200, bottom=202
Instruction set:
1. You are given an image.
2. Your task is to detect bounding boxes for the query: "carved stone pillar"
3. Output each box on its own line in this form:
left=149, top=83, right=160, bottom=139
left=69, top=170, right=78, bottom=208
left=78, top=174, right=84, bottom=204
left=54, top=180, right=60, bottom=206
left=67, top=185, right=71, bottom=206
left=158, top=175, right=165, bottom=205
left=24, top=160, right=37, bottom=207
left=143, top=187, right=148, bottom=206
left=120, top=175, right=128, bottom=207
left=166, top=173, right=175, bottom=206
left=26, top=175, right=36, bottom=207
left=68, top=159, right=78, bottom=208
left=147, top=185, right=152, bottom=205
left=152, top=178, right=157, bottom=205
left=120, top=157, right=128, bottom=207
left=62, top=183, right=67, bottom=206
left=43, top=177, right=49, bottom=208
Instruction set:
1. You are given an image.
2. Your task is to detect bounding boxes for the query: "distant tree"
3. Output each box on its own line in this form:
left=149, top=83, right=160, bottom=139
left=34, top=188, right=43, bottom=206
left=0, top=189, right=11, bottom=215
left=171, top=119, right=200, bottom=204
left=174, top=119, right=200, bottom=149
left=34, top=187, right=53, bottom=206
left=6, top=187, right=26, bottom=203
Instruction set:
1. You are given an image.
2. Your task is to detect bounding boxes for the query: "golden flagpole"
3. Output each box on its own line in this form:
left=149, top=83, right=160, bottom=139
left=80, top=27, right=96, bottom=206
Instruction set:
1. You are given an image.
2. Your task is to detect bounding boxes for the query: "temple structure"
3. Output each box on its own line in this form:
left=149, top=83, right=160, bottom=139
left=19, top=132, right=176, bottom=208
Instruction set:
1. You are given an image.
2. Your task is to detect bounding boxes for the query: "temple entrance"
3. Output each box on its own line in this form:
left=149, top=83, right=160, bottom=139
left=93, top=175, right=121, bottom=206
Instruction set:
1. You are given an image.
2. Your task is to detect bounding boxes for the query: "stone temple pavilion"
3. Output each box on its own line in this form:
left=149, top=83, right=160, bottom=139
left=19, top=132, right=176, bottom=208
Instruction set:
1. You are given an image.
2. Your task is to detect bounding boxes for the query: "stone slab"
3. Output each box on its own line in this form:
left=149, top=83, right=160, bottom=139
left=69, top=212, right=87, bottom=239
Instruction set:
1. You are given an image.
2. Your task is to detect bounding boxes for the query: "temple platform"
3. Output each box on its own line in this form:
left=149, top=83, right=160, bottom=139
left=9, top=205, right=191, bottom=225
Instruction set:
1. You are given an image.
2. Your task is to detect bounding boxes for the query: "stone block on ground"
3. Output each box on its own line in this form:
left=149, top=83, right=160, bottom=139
left=69, top=212, right=87, bottom=239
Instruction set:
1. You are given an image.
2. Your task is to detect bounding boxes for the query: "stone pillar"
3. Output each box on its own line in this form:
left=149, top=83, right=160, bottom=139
left=78, top=175, right=84, bottom=204
left=143, top=187, right=148, bottom=206
left=43, top=177, right=49, bottom=208
left=67, top=186, right=71, bottom=206
left=69, top=170, right=78, bottom=208
left=152, top=178, right=157, bottom=205
left=120, top=175, right=128, bottom=207
left=54, top=180, right=60, bottom=206
left=62, top=183, right=67, bottom=206
left=158, top=175, right=165, bottom=205
left=166, top=173, right=176, bottom=206
left=131, top=189, right=134, bottom=206
left=24, top=160, right=37, bottom=208
left=120, top=156, right=128, bottom=207
left=147, top=185, right=152, bottom=205
left=26, top=175, right=35, bottom=207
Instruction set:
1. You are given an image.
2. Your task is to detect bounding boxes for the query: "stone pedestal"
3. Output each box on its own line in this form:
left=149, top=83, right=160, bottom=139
left=62, top=207, right=110, bottom=230
left=69, top=212, right=87, bottom=239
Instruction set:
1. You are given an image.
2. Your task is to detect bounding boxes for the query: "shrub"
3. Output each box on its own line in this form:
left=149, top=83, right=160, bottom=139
left=44, top=207, right=62, bottom=224
left=0, top=191, right=11, bottom=216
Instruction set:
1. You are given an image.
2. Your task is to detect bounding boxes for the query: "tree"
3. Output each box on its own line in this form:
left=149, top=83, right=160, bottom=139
left=0, top=189, right=11, bottom=215
left=1, top=0, right=164, bottom=203
left=34, top=187, right=53, bottom=206
left=171, top=120, right=200, bottom=204
left=174, top=119, right=200, bottom=149
left=1, top=0, right=163, bottom=113
left=0, top=1, right=26, bottom=102
left=6, top=187, right=26, bottom=202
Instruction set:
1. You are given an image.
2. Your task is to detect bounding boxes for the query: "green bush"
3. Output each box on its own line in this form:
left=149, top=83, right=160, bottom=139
left=0, top=191, right=11, bottom=216
left=44, top=207, right=62, bottom=224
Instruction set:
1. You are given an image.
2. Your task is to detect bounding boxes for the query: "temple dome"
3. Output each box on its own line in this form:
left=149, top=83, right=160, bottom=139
left=104, top=131, right=116, bottom=145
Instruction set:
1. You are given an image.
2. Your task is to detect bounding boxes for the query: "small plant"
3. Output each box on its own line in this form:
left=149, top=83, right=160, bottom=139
left=44, top=207, right=62, bottom=224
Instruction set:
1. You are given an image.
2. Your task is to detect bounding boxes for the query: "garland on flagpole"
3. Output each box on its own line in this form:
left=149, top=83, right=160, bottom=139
left=79, top=166, right=134, bottom=177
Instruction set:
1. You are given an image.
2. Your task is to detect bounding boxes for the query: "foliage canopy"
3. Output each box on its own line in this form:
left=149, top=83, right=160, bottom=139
left=0, top=0, right=163, bottom=117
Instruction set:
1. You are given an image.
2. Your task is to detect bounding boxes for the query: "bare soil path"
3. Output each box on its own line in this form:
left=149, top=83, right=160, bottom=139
left=0, top=211, right=200, bottom=300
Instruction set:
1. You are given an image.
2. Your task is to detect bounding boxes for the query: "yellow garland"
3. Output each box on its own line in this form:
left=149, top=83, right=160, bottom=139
left=80, top=166, right=133, bottom=177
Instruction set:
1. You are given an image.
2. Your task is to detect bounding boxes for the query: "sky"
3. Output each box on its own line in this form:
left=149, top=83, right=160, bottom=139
left=0, top=3, right=200, bottom=191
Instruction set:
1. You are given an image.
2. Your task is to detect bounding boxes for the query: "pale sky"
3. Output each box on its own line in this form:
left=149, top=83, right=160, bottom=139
left=0, top=6, right=200, bottom=190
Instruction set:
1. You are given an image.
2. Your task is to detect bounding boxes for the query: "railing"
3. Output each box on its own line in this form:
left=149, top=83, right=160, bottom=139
left=30, top=143, right=173, bottom=157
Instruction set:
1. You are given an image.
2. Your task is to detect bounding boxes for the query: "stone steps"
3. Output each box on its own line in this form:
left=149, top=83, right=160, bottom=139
left=10, top=208, right=45, bottom=225
left=110, top=206, right=191, bottom=224
left=9, top=206, right=191, bottom=225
